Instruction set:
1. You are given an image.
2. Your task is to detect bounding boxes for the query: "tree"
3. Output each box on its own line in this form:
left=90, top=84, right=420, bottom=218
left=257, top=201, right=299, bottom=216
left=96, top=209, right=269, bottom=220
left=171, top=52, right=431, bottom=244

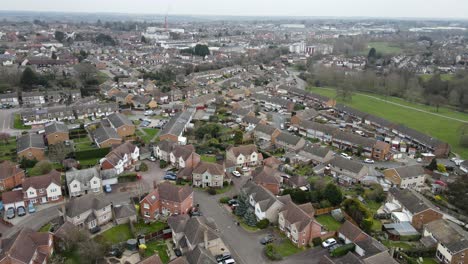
left=368, top=47, right=377, bottom=60
left=446, top=176, right=468, bottom=215
left=54, top=31, right=65, bottom=42
left=235, top=192, right=248, bottom=216
left=243, top=207, right=257, bottom=226
left=29, top=160, right=53, bottom=176
left=77, top=239, right=105, bottom=264
left=427, top=158, right=438, bottom=171
left=323, top=183, right=343, bottom=206
left=0, top=132, right=10, bottom=144
left=51, top=51, right=57, bottom=60
left=364, top=184, right=385, bottom=202
left=194, top=44, right=210, bottom=57
left=20, top=67, right=38, bottom=88
left=233, top=130, right=243, bottom=145
left=141, top=35, right=147, bottom=43
left=342, top=198, right=371, bottom=227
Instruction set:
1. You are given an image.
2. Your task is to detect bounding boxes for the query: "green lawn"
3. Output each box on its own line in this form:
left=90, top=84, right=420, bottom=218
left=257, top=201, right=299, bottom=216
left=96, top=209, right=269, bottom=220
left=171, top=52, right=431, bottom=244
left=13, top=114, right=31, bottom=129
left=420, top=74, right=453, bottom=82
left=73, top=137, right=95, bottom=151
left=276, top=239, right=304, bottom=257
left=137, top=128, right=159, bottom=144
left=316, top=215, right=342, bottom=231
left=381, top=240, right=412, bottom=250
left=307, top=87, right=468, bottom=158
left=365, top=200, right=382, bottom=213
left=0, top=137, right=17, bottom=161
left=95, top=224, right=133, bottom=245
left=201, top=155, right=217, bottom=162
left=422, top=258, right=438, bottom=264
left=39, top=223, right=52, bottom=232
left=60, top=248, right=81, bottom=264
left=143, top=240, right=169, bottom=263
left=78, top=157, right=101, bottom=167
left=134, top=220, right=167, bottom=235
left=366, top=42, right=403, bottom=55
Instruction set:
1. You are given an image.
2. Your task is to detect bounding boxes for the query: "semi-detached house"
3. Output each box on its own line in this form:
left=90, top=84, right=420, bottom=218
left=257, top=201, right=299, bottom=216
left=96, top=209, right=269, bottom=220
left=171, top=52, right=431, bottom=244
left=65, top=167, right=102, bottom=197
left=100, top=142, right=139, bottom=174
left=22, top=170, right=63, bottom=205
left=62, top=194, right=112, bottom=231
left=384, top=165, right=427, bottom=190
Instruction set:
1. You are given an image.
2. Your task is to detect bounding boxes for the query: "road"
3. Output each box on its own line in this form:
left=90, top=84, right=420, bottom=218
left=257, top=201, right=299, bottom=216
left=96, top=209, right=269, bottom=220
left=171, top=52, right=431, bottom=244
left=0, top=109, right=20, bottom=136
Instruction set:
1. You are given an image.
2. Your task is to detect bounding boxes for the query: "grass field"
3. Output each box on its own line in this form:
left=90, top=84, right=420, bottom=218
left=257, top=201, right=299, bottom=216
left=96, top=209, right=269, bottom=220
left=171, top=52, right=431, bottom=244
left=201, top=155, right=217, bottom=162
left=95, top=224, right=133, bottom=245
left=316, top=215, right=342, bottom=231
left=73, top=137, right=95, bottom=151
left=143, top=240, right=169, bottom=263
left=366, top=42, right=403, bottom=55
left=276, top=237, right=304, bottom=257
left=137, top=128, right=159, bottom=144
left=307, top=87, right=468, bottom=158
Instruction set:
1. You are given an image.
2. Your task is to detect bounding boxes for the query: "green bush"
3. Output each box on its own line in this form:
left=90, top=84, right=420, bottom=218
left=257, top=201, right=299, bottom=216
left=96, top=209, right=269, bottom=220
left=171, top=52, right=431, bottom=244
left=312, top=237, right=322, bottom=247
left=400, top=234, right=421, bottom=241
left=264, top=244, right=282, bottom=260
left=139, top=162, right=148, bottom=172
left=361, top=218, right=374, bottom=233
left=219, top=197, right=230, bottom=204
left=223, top=181, right=229, bottom=187
left=75, top=147, right=110, bottom=160
left=330, top=243, right=355, bottom=257
left=159, top=160, right=168, bottom=168
left=256, top=219, right=270, bottom=229
left=206, top=187, right=217, bottom=195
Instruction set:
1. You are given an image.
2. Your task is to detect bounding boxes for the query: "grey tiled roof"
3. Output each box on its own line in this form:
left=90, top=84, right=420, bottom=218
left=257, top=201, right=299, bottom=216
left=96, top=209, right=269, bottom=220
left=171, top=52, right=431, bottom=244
left=44, top=121, right=69, bottom=134
left=17, top=134, right=45, bottom=152
left=94, top=126, right=120, bottom=144
left=107, top=112, right=133, bottom=128
left=65, top=193, right=111, bottom=218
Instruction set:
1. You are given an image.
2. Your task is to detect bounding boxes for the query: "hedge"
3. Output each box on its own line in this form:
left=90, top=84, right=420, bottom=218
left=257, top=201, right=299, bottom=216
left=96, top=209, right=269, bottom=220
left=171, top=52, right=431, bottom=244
left=264, top=244, right=282, bottom=260
left=256, top=219, right=270, bottom=229
left=75, top=147, right=110, bottom=160
left=330, top=243, right=355, bottom=257
left=219, top=197, right=230, bottom=204
left=118, top=172, right=138, bottom=183
left=312, top=237, right=322, bottom=247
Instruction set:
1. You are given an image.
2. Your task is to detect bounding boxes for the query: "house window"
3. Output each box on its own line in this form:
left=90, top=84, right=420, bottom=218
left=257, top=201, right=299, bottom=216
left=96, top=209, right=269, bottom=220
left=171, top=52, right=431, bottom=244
left=73, top=184, right=78, bottom=188
left=144, top=203, right=150, bottom=209
left=29, top=191, right=34, bottom=195
left=144, top=211, right=150, bottom=217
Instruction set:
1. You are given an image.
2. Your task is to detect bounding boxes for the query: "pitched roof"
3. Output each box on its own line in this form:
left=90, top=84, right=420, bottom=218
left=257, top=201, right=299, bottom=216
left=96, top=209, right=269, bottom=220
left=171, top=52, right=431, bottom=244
left=107, top=112, right=133, bottom=128
left=23, top=170, right=61, bottom=190
left=1, top=190, right=23, bottom=204
left=160, top=108, right=196, bottom=137
left=228, top=144, right=258, bottom=157
left=0, top=228, right=50, bottom=264
left=363, top=251, right=399, bottom=264
left=44, top=121, right=69, bottom=134
left=65, top=167, right=101, bottom=185
left=0, top=161, right=23, bottom=181
left=94, top=126, right=120, bottom=144
left=299, top=145, right=332, bottom=159
left=386, top=165, right=426, bottom=179
left=424, top=219, right=466, bottom=245
left=252, top=166, right=281, bottom=185
left=389, top=187, right=435, bottom=214
left=446, top=239, right=468, bottom=254
left=330, top=156, right=366, bottom=175
left=17, top=134, right=45, bottom=153
left=193, top=162, right=225, bottom=176
left=139, top=254, right=164, bottom=264
left=157, top=140, right=177, bottom=153
left=158, top=182, right=193, bottom=203
left=338, top=220, right=368, bottom=243
left=65, top=193, right=111, bottom=218
left=276, top=132, right=303, bottom=146
left=114, top=203, right=137, bottom=220
left=280, top=202, right=318, bottom=232
left=172, top=144, right=196, bottom=160
left=185, top=245, right=217, bottom=264
left=103, top=142, right=138, bottom=166
left=242, top=181, right=290, bottom=211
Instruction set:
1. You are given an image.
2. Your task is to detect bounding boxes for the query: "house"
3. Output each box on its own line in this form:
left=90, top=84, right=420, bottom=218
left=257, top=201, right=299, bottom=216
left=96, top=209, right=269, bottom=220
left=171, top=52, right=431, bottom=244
left=0, top=228, right=54, bottom=264
left=0, top=161, right=25, bottom=191
left=252, top=166, right=282, bottom=195
left=154, top=140, right=177, bottom=161
left=295, top=145, right=334, bottom=165
left=17, top=134, right=46, bottom=161
left=384, top=165, right=427, bottom=190
left=241, top=181, right=291, bottom=223
left=62, top=194, right=113, bottom=230
left=372, top=141, right=391, bottom=161
left=191, top=162, right=227, bottom=188
left=263, top=156, right=282, bottom=170
left=170, top=144, right=200, bottom=169
left=290, top=109, right=319, bottom=124
left=44, top=122, right=69, bottom=145
left=114, top=203, right=137, bottom=225
left=284, top=175, right=309, bottom=190
left=388, top=187, right=443, bottom=230
left=107, top=113, right=135, bottom=137
left=274, top=132, right=306, bottom=151
left=168, top=215, right=226, bottom=257
left=226, top=144, right=263, bottom=167
left=159, top=108, right=196, bottom=144
left=278, top=202, right=322, bottom=247
left=22, top=91, right=45, bottom=106
left=100, top=142, right=139, bottom=174
left=140, top=182, right=194, bottom=219
left=93, top=126, right=121, bottom=148
left=327, top=157, right=369, bottom=183
left=331, top=131, right=377, bottom=158
left=253, top=124, right=281, bottom=142
left=65, top=167, right=102, bottom=197
left=2, top=190, right=25, bottom=210
left=22, top=170, right=62, bottom=205
left=0, top=92, right=19, bottom=106
left=338, top=220, right=369, bottom=244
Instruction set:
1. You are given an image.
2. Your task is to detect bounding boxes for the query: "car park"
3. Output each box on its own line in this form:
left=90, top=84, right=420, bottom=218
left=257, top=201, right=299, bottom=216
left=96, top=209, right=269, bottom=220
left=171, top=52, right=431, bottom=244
left=260, top=234, right=274, bottom=245
left=364, top=158, right=375, bottom=164
left=232, top=171, right=241, bottom=177
left=322, top=238, right=337, bottom=248
left=6, top=207, right=15, bottom=219
left=17, top=206, right=26, bottom=217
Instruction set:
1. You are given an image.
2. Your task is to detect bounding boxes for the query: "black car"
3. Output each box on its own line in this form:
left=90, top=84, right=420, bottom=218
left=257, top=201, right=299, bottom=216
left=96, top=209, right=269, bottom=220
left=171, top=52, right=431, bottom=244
left=216, top=253, right=232, bottom=262
left=228, top=199, right=238, bottom=206
left=174, top=249, right=182, bottom=257
left=260, top=234, right=274, bottom=245
left=16, top=206, right=26, bottom=217
left=90, top=226, right=101, bottom=234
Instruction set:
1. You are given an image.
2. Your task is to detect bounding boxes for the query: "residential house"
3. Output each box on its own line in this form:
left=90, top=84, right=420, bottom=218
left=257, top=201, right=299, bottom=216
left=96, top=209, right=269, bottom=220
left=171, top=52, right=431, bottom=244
left=253, top=124, right=281, bottom=142
left=338, top=220, right=369, bottom=244
left=17, top=134, right=46, bottom=161
left=140, top=182, right=194, bottom=219
left=294, top=120, right=337, bottom=142
left=44, top=122, right=69, bottom=145
left=295, top=145, right=334, bottom=165
left=62, top=194, right=113, bottom=230
left=2, top=189, right=25, bottom=210
left=192, top=162, right=227, bottom=188
left=22, top=170, right=62, bottom=205
left=372, top=141, right=391, bottom=161
left=93, top=126, right=121, bottom=148
left=0, top=228, right=53, bottom=264
left=107, top=113, right=135, bottom=138
left=154, top=140, right=177, bottom=161
left=226, top=144, right=263, bottom=167
left=278, top=202, right=322, bottom=247
left=21, top=106, right=75, bottom=125
left=388, top=187, right=443, bottom=230
left=65, top=167, right=102, bottom=197
left=263, top=156, right=282, bottom=170
left=327, top=157, right=369, bottom=183
left=0, top=92, right=19, bottom=106
left=0, top=161, right=25, bottom=191
left=435, top=239, right=468, bottom=264
left=168, top=215, right=226, bottom=256
left=252, top=166, right=282, bottom=195
left=100, top=142, right=139, bottom=174
left=73, top=102, right=118, bottom=119
left=159, top=108, right=196, bottom=144
left=22, top=91, right=45, bottom=106
left=332, top=131, right=377, bottom=158
left=114, top=203, right=137, bottom=225
left=384, top=165, right=427, bottom=190
left=290, top=109, right=319, bottom=124
left=274, top=132, right=306, bottom=151
left=170, top=144, right=200, bottom=169
left=241, top=181, right=291, bottom=223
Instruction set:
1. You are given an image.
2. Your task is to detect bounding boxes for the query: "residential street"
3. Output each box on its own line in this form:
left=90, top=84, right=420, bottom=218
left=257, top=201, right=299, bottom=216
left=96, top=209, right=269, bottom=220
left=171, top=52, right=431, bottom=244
left=0, top=109, right=20, bottom=136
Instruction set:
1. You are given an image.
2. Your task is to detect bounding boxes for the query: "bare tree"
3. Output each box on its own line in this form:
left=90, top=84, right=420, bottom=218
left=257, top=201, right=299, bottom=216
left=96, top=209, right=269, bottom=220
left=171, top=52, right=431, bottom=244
left=0, top=132, right=10, bottom=145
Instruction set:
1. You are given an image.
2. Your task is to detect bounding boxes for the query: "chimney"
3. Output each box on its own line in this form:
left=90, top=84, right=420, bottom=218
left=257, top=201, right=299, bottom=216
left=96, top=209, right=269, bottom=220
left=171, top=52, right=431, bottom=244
left=204, top=229, right=209, bottom=249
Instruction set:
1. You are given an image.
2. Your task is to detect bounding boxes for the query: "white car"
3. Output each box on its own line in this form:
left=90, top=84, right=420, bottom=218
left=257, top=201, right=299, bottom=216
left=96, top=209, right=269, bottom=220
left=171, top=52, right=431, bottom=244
left=148, top=156, right=156, bottom=162
left=232, top=171, right=241, bottom=177
left=322, top=238, right=337, bottom=248
left=241, top=167, right=250, bottom=172
left=340, top=153, right=352, bottom=160
left=364, top=158, right=375, bottom=164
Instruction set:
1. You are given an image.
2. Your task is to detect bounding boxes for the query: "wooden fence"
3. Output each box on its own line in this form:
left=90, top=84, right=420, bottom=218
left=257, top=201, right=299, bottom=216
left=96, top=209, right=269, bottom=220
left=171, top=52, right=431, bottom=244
left=314, top=206, right=339, bottom=216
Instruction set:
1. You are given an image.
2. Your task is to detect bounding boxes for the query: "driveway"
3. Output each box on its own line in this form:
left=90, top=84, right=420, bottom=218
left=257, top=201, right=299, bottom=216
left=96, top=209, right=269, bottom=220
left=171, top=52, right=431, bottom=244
left=195, top=189, right=271, bottom=264
left=139, top=160, right=166, bottom=188
left=277, top=247, right=328, bottom=264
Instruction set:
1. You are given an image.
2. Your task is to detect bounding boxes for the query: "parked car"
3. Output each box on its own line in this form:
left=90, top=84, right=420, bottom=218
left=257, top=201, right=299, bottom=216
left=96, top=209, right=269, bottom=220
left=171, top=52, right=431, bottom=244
left=228, top=199, right=238, bottom=206
left=164, top=174, right=177, bottom=181
left=17, top=206, right=26, bottom=217
left=322, top=238, right=337, bottom=248
left=232, top=171, right=241, bottom=177
left=340, top=153, right=352, bottom=160
left=241, top=167, right=249, bottom=172
left=90, top=226, right=101, bottom=234
left=364, top=158, right=375, bottom=164
left=260, top=234, right=274, bottom=245
left=174, top=248, right=182, bottom=257
left=104, top=185, right=112, bottom=193
left=6, top=207, right=15, bottom=219
left=221, top=259, right=235, bottom=264
left=28, top=203, right=36, bottom=213
left=216, top=253, right=232, bottom=262
left=148, top=156, right=156, bottom=162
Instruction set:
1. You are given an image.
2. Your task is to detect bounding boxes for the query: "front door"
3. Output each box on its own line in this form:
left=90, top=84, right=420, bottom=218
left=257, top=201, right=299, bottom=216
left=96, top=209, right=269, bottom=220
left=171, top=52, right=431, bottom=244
left=41, top=197, right=47, bottom=203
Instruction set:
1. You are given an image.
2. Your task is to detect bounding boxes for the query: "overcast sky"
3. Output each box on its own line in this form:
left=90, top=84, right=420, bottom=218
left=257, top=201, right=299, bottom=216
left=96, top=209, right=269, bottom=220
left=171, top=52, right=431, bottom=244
left=1, top=0, right=468, bottom=19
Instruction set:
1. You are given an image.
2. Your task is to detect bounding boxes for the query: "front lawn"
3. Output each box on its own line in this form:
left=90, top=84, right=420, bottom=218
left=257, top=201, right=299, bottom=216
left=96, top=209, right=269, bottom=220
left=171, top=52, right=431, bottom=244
left=95, top=224, right=133, bottom=245
left=13, top=114, right=31, bottom=129
left=134, top=220, right=167, bottom=235
left=276, top=238, right=303, bottom=257
left=316, top=215, right=342, bottom=231
left=216, top=184, right=233, bottom=194
left=143, top=240, right=169, bottom=263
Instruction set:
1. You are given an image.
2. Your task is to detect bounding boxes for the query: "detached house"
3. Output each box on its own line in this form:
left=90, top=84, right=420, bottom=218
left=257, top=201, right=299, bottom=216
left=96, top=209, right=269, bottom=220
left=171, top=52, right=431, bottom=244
left=327, top=157, right=369, bottom=183
left=140, top=182, right=194, bottom=219
left=154, top=140, right=177, bottom=161
left=107, top=112, right=135, bottom=137
left=278, top=202, right=322, bottom=247
left=17, top=134, right=46, bottom=161
left=65, top=167, right=102, bottom=197
left=0, top=228, right=54, bottom=264
left=191, top=162, right=227, bottom=188
left=23, top=170, right=62, bottom=205
left=100, top=142, right=139, bottom=174
left=62, top=194, right=113, bottom=231
left=170, top=144, right=201, bottom=169
left=44, top=121, right=69, bottom=145
left=226, top=144, right=263, bottom=167
left=252, top=166, right=282, bottom=195
left=384, top=165, right=427, bottom=190
left=0, top=161, right=25, bottom=191
left=295, top=145, right=334, bottom=165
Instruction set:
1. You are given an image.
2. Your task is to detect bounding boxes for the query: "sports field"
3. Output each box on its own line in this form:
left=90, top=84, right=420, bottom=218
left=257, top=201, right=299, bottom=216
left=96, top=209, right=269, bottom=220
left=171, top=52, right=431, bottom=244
left=307, top=87, right=468, bottom=158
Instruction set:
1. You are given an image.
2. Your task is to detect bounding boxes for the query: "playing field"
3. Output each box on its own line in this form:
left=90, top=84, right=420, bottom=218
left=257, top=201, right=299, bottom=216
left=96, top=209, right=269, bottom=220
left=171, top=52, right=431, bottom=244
left=307, top=87, right=468, bottom=158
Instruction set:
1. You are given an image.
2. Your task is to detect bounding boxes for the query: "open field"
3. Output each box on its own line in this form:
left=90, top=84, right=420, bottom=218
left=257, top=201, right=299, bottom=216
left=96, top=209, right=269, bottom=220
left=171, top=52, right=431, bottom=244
left=365, top=42, right=404, bottom=55
left=307, top=87, right=468, bottom=158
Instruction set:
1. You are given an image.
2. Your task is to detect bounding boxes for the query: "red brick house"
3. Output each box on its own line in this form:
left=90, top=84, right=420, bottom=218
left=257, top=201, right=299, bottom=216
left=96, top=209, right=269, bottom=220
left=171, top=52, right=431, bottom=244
left=140, top=182, right=193, bottom=219
left=252, top=166, right=282, bottom=195
left=0, top=161, right=25, bottom=191
left=278, top=202, right=322, bottom=247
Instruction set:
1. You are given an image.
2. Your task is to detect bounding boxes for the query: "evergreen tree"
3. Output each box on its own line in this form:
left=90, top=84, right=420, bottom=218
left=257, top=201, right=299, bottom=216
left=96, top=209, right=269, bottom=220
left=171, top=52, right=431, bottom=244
left=235, top=192, right=248, bottom=217
left=20, top=67, right=37, bottom=88
left=243, top=207, right=257, bottom=227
